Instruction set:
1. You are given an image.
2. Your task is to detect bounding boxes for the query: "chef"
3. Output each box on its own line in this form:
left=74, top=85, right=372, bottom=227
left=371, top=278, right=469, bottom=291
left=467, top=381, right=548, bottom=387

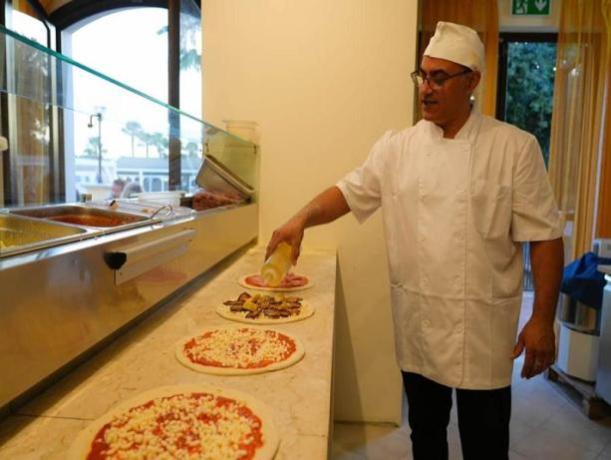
left=266, top=21, right=564, bottom=460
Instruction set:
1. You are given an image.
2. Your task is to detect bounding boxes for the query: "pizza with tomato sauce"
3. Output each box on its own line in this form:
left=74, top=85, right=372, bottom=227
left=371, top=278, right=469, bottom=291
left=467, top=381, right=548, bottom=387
left=175, top=326, right=305, bottom=375
left=239, top=272, right=313, bottom=292
left=68, top=385, right=278, bottom=460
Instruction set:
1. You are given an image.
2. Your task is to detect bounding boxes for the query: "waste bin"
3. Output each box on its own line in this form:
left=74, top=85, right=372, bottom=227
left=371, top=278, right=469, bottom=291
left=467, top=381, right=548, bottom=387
left=558, top=293, right=600, bottom=334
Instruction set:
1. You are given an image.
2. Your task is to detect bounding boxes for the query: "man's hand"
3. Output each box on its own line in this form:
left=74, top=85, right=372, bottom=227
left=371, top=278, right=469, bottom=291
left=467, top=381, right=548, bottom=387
left=265, top=215, right=306, bottom=265
left=264, top=186, right=351, bottom=265
left=511, top=317, right=556, bottom=379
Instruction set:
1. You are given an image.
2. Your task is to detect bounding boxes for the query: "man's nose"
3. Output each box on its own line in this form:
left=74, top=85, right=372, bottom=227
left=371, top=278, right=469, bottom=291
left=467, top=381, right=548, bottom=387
left=420, top=81, right=434, bottom=97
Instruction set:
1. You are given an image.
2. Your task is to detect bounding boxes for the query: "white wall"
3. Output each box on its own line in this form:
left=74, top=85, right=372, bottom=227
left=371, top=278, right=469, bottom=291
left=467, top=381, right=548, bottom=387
left=203, top=0, right=419, bottom=423
left=498, top=0, right=561, bottom=32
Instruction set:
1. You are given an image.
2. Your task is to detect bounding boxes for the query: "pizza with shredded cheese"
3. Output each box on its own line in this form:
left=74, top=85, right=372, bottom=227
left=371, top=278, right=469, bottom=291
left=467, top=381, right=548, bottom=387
left=238, top=272, right=313, bottom=292
left=68, top=385, right=278, bottom=460
left=175, top=326, right=305, bottom=375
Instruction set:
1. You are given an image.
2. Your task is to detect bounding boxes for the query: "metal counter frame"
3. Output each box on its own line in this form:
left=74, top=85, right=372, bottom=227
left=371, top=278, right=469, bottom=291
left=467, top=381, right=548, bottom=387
left=0, top=203, right=258, bottom=413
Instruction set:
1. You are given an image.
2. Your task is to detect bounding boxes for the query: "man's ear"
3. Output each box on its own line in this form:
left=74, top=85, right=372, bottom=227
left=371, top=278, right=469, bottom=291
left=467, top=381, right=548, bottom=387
left=468, top=71, right=482, bottom=92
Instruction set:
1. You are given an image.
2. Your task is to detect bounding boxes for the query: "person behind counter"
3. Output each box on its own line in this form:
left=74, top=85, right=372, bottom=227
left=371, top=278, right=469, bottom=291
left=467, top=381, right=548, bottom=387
left=265, top=21, right=564, bottom=460
left=109, top=178, right=143, bottom=199
left=109, top=178, right=126, bottom=199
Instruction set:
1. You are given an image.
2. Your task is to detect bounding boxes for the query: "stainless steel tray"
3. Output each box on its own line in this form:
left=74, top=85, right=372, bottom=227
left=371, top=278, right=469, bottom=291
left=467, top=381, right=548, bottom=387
left=0, top=213, right=88, bottom=257
left=195, top=154, right=255, bottom=199
left=10, top=205, right=149, bottom=228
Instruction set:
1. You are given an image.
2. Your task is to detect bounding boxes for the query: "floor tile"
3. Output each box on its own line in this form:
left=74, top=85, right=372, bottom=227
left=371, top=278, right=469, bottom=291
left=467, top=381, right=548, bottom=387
left=511, top=425, right=601, bottom=460
left=595, top=440, right=611, bottom=459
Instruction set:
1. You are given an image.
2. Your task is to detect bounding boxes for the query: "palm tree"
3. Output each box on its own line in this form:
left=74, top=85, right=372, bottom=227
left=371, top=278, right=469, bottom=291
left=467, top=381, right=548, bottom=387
left=137, top=132, right=155, bottom=158
left=183, top=141, right=200, bottom=158
left=82, top=136, right=106, bottom=158
left=122, top=121, right=143, bottom=157
left=151, top=132, right=169, bottom=158
left=157, top=18, right=201, bottom=71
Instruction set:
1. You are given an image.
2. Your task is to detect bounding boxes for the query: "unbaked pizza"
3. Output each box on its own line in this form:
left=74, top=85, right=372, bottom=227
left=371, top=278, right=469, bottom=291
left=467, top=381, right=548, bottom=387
left=238, top=272, right=313, bottom=292
left=68, top=385, right=278, bottom=460
left=175, top=326, right=305, bottom=375
left=217, top=292, right=314, bottom=324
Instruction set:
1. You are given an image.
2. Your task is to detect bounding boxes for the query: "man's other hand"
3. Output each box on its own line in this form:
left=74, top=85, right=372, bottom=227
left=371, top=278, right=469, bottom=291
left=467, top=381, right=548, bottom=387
left=511, top=318, right=556, bottom=379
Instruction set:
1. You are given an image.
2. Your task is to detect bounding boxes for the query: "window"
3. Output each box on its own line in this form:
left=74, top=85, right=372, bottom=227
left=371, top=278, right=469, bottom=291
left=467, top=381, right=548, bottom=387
left=497, top=33, right=558, bottom=291
left=0, top=0, right=202, bottom=205
left=61, top=7, right=170, bottom=200
left=497, top=33, right=557, bottom=165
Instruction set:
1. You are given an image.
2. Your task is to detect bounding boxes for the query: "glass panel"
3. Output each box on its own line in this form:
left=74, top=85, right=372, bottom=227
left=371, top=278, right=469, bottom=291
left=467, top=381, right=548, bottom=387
left=63, top=8, right=168, bottom=102
left=504, top=41, right=557, bottom=165
left=0, top=26, right=257, bottom=206
left=9, top=10, right=47, bottom=45
left=179, top=0, right=203, bottom=191
left=179, top=0, right=202, bottom=120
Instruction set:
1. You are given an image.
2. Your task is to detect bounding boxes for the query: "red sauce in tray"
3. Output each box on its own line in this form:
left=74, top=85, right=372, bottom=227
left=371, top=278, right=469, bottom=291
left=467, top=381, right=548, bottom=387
left=48, top=214, right=138, bottom=227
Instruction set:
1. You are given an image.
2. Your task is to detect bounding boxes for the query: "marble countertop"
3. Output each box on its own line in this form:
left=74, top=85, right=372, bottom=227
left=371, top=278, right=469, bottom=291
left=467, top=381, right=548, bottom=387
left=0, top=247, right=337, bottom=459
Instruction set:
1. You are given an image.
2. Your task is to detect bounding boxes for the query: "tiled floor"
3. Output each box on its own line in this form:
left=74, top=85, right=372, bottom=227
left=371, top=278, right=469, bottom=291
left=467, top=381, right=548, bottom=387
left=332, top=292, right=611, bottom=459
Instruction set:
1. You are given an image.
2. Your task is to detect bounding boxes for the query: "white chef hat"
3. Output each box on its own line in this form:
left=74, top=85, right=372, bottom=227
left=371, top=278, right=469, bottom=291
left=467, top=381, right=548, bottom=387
left=424, top=21, right=485, bottom=72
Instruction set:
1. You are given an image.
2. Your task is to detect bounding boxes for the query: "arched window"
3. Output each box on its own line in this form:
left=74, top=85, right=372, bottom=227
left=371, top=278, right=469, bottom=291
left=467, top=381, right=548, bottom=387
left=54, top=1, right=202, bottom=200
left=0, top=0, right=201, bottom=205
left=51, top=0, right=201, bottom=119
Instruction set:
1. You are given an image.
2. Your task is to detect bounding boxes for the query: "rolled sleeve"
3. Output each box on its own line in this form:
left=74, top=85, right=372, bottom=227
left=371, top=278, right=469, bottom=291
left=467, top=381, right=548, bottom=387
left=511, top=136, right=563, bottom=242
left=336, top=131, right=392, bottom=223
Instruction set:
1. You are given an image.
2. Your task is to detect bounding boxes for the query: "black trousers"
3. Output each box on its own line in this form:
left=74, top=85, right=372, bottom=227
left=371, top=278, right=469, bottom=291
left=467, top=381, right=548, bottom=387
left=401, top=372, right=511, bottom=460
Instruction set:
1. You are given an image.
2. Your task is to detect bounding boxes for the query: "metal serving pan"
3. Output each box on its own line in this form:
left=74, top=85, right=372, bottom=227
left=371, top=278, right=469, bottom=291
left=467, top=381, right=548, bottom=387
left=10, top=205, right=149, bottom=228
left=0, top=213, right=88, bottom=258
left=195, top=154, right=255, bottom=199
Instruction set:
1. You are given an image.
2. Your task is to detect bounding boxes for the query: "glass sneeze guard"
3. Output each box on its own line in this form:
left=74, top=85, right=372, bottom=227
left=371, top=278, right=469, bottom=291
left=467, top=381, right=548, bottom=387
left=0, top=25, right=258, bottom=207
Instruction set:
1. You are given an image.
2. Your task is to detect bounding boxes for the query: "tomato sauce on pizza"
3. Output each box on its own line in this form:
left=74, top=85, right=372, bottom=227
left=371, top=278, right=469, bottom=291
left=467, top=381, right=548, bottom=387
left=244, top=272, right=308, bottom=289
left=183, top=328, right=297, bottom=370
left=86, top=392, right=264, bottom=459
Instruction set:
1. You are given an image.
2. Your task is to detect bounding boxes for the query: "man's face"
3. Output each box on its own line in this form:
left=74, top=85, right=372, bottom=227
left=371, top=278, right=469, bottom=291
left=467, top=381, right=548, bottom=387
left=418, top=56, right=480, bottom=126
left=111, top=183, right=123, bottom=198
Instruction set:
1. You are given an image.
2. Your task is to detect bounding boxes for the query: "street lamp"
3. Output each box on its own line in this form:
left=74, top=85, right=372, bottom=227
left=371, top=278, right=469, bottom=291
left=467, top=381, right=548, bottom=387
left=88, top=112, right=103, bottom=184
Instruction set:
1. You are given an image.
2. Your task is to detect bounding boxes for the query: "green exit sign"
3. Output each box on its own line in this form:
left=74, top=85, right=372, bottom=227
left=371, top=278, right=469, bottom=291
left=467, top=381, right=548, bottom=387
left=512, top=0, right=551, bottom=15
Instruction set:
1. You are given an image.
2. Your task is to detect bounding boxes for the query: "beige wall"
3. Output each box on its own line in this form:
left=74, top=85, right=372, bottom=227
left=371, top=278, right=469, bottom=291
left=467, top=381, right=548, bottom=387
left=498, top=0, right=561, bottom=31
left=203, top=0, right=419, bottom=423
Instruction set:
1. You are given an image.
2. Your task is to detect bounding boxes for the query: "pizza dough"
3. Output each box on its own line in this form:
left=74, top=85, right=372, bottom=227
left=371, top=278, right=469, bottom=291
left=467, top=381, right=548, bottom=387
left=175, top=326, right=305, bottom=375
left=238, top=273, right=314, bottom=292
left=217, top=301, right=314, bottom=325
left=67, top=384, right=279, bottom=460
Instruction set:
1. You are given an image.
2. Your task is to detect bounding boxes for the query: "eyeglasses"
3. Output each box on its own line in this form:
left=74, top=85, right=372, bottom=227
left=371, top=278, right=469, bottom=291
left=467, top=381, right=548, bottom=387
left=410, top=69, right=472, bottom=89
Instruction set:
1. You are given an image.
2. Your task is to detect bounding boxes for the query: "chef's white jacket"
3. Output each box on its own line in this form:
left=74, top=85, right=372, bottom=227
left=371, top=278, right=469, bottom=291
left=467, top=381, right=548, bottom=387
left=336, top=110, right=563, bottom=389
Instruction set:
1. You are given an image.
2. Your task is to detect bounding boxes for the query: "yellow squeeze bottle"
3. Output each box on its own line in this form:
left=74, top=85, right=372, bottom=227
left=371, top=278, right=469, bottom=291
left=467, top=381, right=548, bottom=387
left=261, top=242, right=293, bottom=287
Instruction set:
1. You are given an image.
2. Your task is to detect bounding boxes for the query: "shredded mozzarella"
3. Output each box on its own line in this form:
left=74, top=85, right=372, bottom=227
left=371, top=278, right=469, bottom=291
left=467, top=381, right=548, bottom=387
left=185, top=328, right=293, bottom=369
left=92, top=392, right=262, bottom=459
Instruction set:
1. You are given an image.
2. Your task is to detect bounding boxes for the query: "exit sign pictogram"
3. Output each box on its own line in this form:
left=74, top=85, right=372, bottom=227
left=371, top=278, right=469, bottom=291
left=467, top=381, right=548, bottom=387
left=512, top=0, right=551, bottom=15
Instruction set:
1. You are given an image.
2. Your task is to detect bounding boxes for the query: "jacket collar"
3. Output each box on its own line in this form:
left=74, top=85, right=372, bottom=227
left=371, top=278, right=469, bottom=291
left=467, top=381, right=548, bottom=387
left=425, top=106, right=482, bottom=143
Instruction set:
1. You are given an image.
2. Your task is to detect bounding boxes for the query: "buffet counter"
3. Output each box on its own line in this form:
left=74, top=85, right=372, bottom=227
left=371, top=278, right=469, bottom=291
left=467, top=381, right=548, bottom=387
left=0, top=248, right=337, bottom=459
